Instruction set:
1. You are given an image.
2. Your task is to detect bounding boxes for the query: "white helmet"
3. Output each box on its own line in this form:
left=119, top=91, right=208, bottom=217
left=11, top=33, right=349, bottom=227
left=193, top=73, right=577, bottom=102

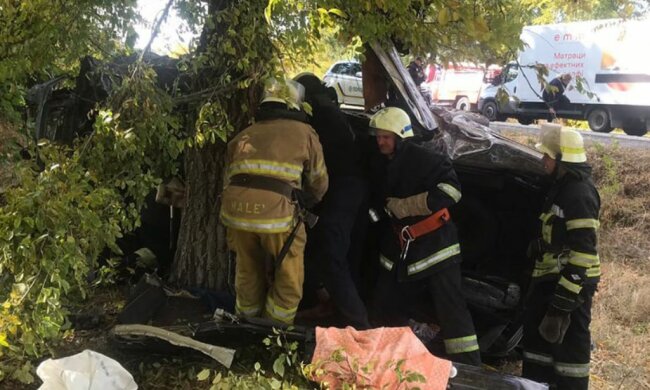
left=369, top=107, right=414, bottom=138
left=261, top=78, right=305, bottom=110
left=536, top=123, right=586, bottom=163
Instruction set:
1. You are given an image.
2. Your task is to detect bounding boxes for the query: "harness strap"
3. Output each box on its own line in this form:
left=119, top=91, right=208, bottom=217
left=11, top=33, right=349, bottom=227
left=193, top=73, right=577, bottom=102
left=394, top=208, right=451, bottom=252
left=402, top=208, right=450, bottom=242
left=229, top=174, right=294, bottom=199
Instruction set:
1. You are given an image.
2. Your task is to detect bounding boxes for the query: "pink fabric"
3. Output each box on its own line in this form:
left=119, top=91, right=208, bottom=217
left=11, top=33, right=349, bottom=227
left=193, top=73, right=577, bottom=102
left=310, top=326, right=451, bottom=389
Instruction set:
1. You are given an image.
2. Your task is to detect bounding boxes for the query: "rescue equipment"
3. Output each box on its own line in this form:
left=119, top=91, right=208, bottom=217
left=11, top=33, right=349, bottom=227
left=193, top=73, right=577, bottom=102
left=394, top=207, right=451, bottom=261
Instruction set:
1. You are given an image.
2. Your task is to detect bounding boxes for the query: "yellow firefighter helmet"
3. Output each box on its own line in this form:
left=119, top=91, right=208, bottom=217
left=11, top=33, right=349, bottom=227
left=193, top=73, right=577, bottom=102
left=536, top=123, right=587, bottom=163
left=261, top=78, right=305, bottom=110
left=369, top=107, right=414, bottom=138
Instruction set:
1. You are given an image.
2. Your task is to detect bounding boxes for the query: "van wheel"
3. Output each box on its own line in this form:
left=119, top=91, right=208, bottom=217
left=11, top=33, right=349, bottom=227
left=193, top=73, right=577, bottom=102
left=482, top=101, right=501, bottom=121
left=518, top=117, right=534, bottom=125
left=587, top=109, right=612, bottom=133
left=455, top=96, right=471, bottom=111
left=623, top=120, right=648, bottom=136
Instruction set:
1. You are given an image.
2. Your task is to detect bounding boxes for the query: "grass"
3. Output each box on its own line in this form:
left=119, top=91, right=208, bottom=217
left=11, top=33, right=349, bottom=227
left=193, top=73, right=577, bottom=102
left=501, top=129, right=650, bottom=390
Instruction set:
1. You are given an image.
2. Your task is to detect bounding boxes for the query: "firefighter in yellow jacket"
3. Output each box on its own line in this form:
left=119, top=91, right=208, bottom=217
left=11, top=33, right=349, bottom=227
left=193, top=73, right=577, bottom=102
left=220, top=78, right=328, bottom=324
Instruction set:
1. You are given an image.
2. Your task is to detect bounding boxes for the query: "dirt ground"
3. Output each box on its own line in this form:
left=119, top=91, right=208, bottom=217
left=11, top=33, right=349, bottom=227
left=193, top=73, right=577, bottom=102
left=502, top=130, right=650, bottom=390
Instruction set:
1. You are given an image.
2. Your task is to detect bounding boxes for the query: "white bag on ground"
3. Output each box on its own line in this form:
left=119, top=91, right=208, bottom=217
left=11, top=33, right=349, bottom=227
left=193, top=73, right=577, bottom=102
left=37, top=350, right=137, bottom=390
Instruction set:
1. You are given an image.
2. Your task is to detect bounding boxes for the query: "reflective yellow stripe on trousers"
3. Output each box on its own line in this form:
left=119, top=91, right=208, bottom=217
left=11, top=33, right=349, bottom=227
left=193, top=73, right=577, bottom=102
left=221, top=211, right=294, bottom=233
left=523, top=351, right=554, bottom=366
left=236, top=299, right=262, bottom=317
left=444, top=335, right=479, bottom=354
left=264, top=295, right=297, bottom=324
left=554, top=362, right=590, bottom=378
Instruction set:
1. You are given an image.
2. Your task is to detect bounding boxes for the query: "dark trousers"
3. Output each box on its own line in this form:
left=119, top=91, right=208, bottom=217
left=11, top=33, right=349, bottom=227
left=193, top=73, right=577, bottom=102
left=304, top=176, right=370, bottom=329
left=522, top=281, right=596, bottom=390
left=547, top=95, right=571, bottom=120
left=372, top=262, right=481, bottom=366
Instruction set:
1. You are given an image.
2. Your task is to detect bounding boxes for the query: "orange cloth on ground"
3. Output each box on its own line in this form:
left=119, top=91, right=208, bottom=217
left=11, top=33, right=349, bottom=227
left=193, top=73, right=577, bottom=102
left=310, top=326, right=452, bottom=390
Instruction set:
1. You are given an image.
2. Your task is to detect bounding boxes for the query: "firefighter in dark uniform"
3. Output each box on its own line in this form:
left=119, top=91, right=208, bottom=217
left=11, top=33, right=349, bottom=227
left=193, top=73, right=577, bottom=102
left=293, top=72, right=370, bottom=329
left=369, top=107, right=481, bottom=366
left=523, top=123, right=601, bottom=390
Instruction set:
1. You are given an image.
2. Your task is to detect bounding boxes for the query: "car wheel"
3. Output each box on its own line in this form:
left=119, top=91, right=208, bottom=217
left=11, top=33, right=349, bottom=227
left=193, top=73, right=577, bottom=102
left=455, top=96, right=471, bottom=111
left=481, top=101, right=500, bottom=121
left=621, top=119, right=648, bottom=136
left=518, top=117, right=535, bottom=125
left=587, top=108, right=612, bottom=133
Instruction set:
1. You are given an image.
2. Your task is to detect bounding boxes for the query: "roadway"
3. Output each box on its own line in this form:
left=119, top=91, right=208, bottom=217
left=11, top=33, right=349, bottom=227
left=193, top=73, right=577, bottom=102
left=488, top=122, right=650, bottom=150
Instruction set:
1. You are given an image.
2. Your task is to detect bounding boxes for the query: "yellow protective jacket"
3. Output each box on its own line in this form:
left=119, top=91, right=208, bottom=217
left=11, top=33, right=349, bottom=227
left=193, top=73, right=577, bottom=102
left=220, top=107, right=328, bottom=233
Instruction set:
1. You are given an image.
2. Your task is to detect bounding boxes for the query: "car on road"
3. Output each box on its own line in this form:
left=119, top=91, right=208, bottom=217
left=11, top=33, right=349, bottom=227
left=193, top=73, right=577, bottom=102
left=322, top=60, right=364, bottom=107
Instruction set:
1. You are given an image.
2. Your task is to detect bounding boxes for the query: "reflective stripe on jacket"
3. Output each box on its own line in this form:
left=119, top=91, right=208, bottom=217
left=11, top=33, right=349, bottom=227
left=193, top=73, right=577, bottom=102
left=534, top=164, right=601, bottom=311
left=371, top=140, right=463, bottom=281
left=220, top=115, right=328, bottom=233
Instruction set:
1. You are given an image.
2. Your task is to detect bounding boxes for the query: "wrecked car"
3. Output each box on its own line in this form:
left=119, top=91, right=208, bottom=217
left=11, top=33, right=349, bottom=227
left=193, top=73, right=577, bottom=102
left=26, top=41, right=550, bottom=389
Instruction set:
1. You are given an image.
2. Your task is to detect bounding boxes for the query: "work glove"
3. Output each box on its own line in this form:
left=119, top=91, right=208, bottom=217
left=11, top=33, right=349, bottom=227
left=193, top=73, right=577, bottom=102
left=386, top=192, right=431, bottom=219
left=538, top=309, right=571, bottom=344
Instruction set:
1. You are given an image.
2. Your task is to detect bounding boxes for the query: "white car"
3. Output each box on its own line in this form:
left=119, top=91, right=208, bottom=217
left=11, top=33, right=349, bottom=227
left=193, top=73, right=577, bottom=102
left=323, top=60, right=364, bottom=107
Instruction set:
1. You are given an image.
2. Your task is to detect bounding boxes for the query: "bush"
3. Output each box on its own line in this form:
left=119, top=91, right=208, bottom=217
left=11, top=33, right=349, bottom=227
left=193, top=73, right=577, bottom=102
left=0, top=63, right=182, bottom=383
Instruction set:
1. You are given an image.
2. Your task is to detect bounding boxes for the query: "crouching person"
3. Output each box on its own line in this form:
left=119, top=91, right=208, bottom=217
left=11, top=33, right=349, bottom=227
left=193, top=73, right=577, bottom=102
left=220, top=78, right=328, bottom=324
left=369, top=107, right=480, bottom=366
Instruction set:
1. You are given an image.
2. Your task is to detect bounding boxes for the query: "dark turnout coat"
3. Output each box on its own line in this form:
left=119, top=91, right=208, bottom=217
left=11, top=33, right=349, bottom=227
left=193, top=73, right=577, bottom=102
left=371, top=140, right=463, bottom=281
left=534, top=163, right=600, bottom=311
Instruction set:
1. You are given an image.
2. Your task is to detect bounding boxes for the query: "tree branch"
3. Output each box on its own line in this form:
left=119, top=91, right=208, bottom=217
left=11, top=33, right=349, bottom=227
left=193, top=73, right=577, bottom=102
left=140, top=0, right=175, bottom=61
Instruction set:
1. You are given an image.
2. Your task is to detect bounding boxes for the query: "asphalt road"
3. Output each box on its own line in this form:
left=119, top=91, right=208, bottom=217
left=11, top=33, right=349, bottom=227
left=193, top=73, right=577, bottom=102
left=489, top=122, right=650, bottom=150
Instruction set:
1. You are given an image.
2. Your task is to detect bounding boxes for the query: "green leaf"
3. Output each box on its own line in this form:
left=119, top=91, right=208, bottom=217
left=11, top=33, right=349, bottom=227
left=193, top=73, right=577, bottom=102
left=328, top=8, right=347, bottom=19
left=438, top=8, right=450, bottom=26
left=197, top=369, right=211, bottom=381
left=270, top=378, right=282, bottom=390
left=273, top=355, right=286, bottom=377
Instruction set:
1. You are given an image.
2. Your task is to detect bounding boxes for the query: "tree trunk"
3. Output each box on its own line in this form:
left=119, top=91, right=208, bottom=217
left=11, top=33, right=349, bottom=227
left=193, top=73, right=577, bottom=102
left=170, top=142, right=229, bottom=290
left=170, top=0, right=274, bottom=290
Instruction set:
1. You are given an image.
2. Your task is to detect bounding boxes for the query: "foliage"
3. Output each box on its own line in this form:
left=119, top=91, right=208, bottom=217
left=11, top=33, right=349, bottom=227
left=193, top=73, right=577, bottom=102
left=0, top=63, right=180, bottom=382
left=262, top=0, right=530, bottom=67
left=194, top=328, right=426, bottom=390
left=196, top=328, right=312, bottom=390
left=0, top=0, right=139, bottom=120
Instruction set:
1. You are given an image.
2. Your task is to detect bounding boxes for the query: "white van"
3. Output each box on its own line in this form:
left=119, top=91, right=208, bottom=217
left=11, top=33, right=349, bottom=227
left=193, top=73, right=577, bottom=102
left=478, top=18, right=650, bottom=136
